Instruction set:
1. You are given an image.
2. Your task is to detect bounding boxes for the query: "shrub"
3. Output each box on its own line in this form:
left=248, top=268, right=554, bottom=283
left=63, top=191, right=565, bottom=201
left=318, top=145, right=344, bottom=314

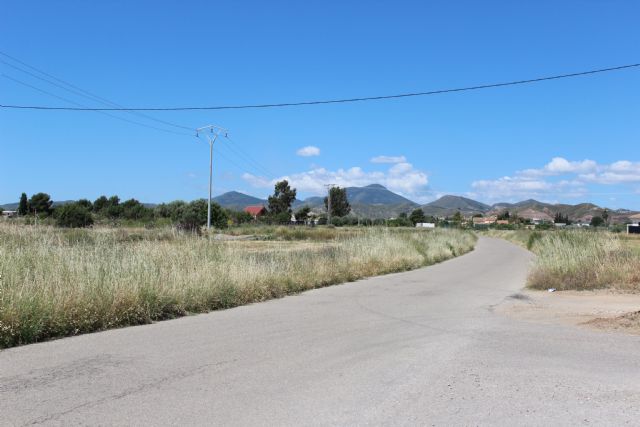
left=177, top=199, right=228, bottom=231
left=55, top=203, right=94, bottom=228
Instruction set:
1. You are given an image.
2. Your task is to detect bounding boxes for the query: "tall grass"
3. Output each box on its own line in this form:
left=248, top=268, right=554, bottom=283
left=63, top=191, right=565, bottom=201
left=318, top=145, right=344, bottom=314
left=485, top=229, right=640, bottom=291
left=0, top=224, right=476, bottom=347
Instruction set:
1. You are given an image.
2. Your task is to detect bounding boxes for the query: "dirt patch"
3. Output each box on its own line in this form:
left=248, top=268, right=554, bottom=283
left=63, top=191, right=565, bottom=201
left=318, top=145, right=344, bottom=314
left=497, top=289, right=640, bottom=335
left=586, top=311, right=640, bottom=334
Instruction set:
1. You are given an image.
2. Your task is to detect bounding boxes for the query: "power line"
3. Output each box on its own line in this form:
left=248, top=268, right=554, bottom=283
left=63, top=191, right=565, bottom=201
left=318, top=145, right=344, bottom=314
left=1, top=73, right=192, bottom=136
left=0, top=51, right=283, bottom=183
left=214, top=142, right=270, bottom=178
left=1, top=63, right=638, bottom=112
left=0, top=52, right=194, bottom=131
left=3, top=72, right=279, bottom=177
left=222, top=134, right=278, bottom=179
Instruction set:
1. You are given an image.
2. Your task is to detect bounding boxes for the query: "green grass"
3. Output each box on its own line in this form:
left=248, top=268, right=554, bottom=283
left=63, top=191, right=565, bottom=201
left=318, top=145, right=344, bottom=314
left=0, top=224, right=476, bottom=348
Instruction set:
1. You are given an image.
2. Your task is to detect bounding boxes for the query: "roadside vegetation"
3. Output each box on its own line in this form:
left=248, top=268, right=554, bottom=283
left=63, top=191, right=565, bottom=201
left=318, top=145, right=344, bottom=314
left=0, top=224, right=476, bottom=348
left=486, top=229, right=640, bottom=291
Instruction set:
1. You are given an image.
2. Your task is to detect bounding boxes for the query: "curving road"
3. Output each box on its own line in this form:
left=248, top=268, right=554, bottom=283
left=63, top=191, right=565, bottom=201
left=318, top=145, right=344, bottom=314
left=2, top=237, right=640, bottom=425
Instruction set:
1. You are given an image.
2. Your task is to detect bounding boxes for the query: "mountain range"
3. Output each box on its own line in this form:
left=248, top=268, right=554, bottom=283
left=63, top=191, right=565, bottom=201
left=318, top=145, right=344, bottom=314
left=212, top=184, right=639, bottom=222
left=3, top=184, right=639, bottom=222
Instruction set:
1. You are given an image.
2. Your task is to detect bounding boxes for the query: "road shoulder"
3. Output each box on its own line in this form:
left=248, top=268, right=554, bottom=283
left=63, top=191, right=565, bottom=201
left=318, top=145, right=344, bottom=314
left=496, top=288, right=640, bottom=335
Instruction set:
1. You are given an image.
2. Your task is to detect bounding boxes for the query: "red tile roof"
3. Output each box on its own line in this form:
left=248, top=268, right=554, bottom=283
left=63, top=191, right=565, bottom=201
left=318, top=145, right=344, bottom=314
left=244, top=205, right=266, bottom=216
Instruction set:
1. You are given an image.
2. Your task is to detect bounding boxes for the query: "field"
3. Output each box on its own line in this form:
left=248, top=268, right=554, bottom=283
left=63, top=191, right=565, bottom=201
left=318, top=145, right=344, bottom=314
left=0, top=223, right=476, bottom=348
left=486, top=229, right=640, bottom=291
left=619, top=233, right=640, bottom=255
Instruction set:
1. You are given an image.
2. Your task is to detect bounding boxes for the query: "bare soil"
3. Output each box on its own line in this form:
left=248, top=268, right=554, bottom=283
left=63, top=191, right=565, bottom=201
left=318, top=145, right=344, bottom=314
left=497, top=289, right=640, bottom=335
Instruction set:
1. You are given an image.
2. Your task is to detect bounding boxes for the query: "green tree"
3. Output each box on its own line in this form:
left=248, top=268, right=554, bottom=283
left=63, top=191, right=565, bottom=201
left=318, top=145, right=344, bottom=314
left=121, top=199, right=153, bottom=220
left=28, top=193, right=53, bottom=216
left=55, top=203, right=94, bottom=228
left=295, top=206, right=311, bottom=222
left=497, top=210, right=510, bottom=221
left=273, top=211, right=292, bottom=225
left=103, top=195, right=123, bottom=219
left=324, top=186, right=351, bottom=217
left=388, top=216, right=412, bottom=227
left=590, top=216, right=605, bottom=227
left=228, top=210, right=253, bottom=225
left=268, top=180, right=297, bottom=214
left=452, top=211, right=463, bottom=223
left=76, top=199, right=93, bottom=210
left=178, top=199, right=228, bottom=231
left=108, top=195, right=120, bottom=206
left=155, top=200, right=187, bottom=221
left=602, top=209, right=609, bottom=225
left=93, top=196, right=109, bottom=212
left=177, top=204, right=205, bottom=231
left=409, top=208, right=426, bottom=225
left=18, top=193, right=29, bottom=215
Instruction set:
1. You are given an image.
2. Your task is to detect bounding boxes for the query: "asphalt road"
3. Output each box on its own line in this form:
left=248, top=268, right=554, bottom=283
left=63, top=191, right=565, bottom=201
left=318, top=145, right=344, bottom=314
left=2, top=237, right=639, bottom=426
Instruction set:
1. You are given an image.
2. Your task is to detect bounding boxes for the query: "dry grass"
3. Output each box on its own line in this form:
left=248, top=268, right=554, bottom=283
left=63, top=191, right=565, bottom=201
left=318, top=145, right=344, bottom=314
left=484, top=229, right=640, bottom=292
left=222, top=225, right=363, bottom=241
left=0, top=224, right=476, bottom=347
left=619, top=234, right=640, bottom=256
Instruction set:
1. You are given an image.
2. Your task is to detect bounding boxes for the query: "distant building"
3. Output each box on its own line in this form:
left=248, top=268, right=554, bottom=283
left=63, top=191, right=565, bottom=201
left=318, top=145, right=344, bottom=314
left=496, top=220, right=509, bottom=225
left=1, top=210, right=17, bottom=218
left=628, top=223, right=640, bottom=234
left=243, top=205, right=267, bottom=219
left=573, top=222, right=590, bottom=228
left=416, top=222, right=435, bottom=228
left=518, top=209, right=553, bottom=225
left=473, top=216, right=497, bottom=227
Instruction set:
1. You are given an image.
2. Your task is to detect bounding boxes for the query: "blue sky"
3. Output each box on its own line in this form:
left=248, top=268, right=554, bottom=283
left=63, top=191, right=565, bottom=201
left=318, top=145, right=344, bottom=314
left=1, top=1, right=639, bottom=208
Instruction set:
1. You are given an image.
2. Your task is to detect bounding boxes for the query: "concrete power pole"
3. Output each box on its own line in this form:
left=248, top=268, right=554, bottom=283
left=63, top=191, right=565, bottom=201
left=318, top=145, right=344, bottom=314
left=196, top=125, right=228, bottom=230
left=325, top=183, right=336, bottom=225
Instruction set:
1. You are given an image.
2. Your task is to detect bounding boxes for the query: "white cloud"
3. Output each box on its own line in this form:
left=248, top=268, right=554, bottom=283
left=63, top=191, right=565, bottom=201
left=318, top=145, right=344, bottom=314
left=243, top=162, right=428, bottom=198
left=471, top=177, right=586, bottom=201
left=296, top=146, right=320, bottom=157
left=518, top=157, right=597, bottom=178
left=578, top=160, right=640, bottom=184
left=471, top=157, right=640, bottom=202
left=241, top=173, right=271, bottom=188
left=370, top=155, right=407, bottom=164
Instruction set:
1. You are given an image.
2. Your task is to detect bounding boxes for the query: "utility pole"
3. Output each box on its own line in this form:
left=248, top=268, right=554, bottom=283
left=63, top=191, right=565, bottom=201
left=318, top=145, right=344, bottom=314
left=325, top=183, right=336, bottom=225
left=196, top=125, right=228, bottom=230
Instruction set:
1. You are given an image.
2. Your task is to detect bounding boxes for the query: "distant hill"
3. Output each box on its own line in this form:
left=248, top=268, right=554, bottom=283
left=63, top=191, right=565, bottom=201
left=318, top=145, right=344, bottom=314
left=0, top=200, right=76, bottom=211
left=489, top=200, right=608, bottom=222
left=292, top=184, right=419, bottom=218
left=421, top=195, right=491, bottom=217
left=346, top=184, right=418, bottom=206
left=349, top=202, right=418, bottom=219
left=1, top=202, right=18, bottom=210
left=213, top=191, right=266, bottom=211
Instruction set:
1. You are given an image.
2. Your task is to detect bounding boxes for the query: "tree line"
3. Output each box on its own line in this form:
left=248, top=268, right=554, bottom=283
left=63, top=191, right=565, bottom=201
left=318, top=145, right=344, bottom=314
left=11, top=192, right=243, bottom=230
left=8, top=182, right=436, bottom=229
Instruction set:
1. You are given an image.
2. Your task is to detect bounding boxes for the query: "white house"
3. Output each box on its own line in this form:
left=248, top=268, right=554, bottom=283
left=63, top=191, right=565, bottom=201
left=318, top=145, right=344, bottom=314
left=416, top=222, right=435, bottom=228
